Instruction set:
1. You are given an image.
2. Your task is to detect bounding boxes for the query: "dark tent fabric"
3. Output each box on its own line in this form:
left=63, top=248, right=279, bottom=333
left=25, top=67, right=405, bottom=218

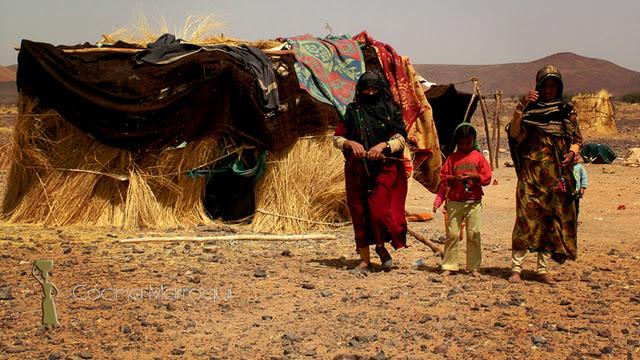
left=202, top=150, right=267, bottom=221
left=580, top=143, right=617, bottom=164
left=425, top=84, right=478, bottom=155
left=134, top=34, right=280, bottom=112
left=17, top=39, right=339, bottom=151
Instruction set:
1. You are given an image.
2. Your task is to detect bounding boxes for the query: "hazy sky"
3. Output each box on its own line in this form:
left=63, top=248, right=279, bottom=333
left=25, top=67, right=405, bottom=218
left=1, top=0, right=639, bottom=71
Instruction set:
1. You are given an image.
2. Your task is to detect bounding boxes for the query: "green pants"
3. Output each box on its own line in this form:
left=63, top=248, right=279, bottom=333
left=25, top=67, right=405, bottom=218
left=511, top=249, right=550, bottom=274
left=442, top=200, right=483, bottom=272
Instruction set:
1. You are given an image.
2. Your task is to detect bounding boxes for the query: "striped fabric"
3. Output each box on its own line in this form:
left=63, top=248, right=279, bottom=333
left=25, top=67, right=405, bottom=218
left=521, top=100, right=577, bottom=136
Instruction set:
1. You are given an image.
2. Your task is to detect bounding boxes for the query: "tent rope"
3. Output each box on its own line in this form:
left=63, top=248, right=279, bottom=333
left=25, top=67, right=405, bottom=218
left=15, top=145, right=253, bottom=181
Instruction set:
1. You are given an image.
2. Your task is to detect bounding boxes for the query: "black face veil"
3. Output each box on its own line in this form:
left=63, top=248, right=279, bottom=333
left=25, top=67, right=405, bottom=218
left=352, top=70, right=406, bottom=147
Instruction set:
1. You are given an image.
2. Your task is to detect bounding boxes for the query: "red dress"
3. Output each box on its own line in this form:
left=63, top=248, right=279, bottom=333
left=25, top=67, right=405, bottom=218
left=336, top=122, right=408, bottom=251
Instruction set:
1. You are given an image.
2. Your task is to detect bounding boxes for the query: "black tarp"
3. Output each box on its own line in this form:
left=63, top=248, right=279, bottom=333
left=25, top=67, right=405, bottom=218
left=425, top=84, right=478, bottom=155
left=580, top=143, right=617, bottom=164
left=17, top=39, right=339, bottom=151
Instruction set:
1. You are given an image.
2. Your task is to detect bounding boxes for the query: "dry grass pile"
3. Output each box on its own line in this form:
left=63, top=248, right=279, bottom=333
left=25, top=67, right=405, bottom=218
left=2, top=98, right=348, bottom=232
left=0, top=127, right=11, bottom=170
left=612, top=101, right=640, bottom=123
left=252, top=135, right=349, bottom=234
left=0, top=143, right=10, bottom=170
left=572, top=90, right=616, bottom=134
left=102, top=13, right=282, bottom=50
left=1, top=97, right=218, bottom=228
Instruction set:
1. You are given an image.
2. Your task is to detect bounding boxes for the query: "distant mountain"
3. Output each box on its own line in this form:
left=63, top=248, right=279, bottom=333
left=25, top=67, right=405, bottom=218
left=414, top=52, right=640, bottom=97
left=0, top=65, right=17, bottom=105
left=0, top=81, right=17, bottom=105
left=0, top=65, right=15, bottom=82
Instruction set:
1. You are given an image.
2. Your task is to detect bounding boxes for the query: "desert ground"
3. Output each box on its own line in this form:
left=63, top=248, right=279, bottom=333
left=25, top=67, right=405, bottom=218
left=0, top=104, right=639, bottom=359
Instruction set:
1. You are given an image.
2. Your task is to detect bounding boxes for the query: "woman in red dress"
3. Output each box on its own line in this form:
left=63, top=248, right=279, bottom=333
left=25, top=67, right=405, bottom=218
left=333, top=70, right=408, bottom=273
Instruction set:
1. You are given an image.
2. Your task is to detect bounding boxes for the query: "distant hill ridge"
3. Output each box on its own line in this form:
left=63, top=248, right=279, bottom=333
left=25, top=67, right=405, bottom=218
left=0, top=65, right=15, bottom=82
left=414, top=52, right=640, bottom=97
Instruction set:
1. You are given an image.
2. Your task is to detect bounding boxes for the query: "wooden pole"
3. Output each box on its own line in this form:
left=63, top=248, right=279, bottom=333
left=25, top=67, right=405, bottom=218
left=407, top=226, right=443, bottom=256
left=120, top=233, right=337, bottom=243
left=474, top=79, right=494, bottom=170
left=63, top=48, right=142, bottom=54
left=462, top=78, right=478, bottom=124
left=61, top=47, right=294, bottom=56
left=491, top=93, right=498, bottom=168
left=494, top=91, right=503, bottom=168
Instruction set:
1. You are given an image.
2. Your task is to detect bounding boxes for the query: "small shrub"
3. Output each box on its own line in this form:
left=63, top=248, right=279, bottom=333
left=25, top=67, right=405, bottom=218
left=621, top=92, right=640, bottom=103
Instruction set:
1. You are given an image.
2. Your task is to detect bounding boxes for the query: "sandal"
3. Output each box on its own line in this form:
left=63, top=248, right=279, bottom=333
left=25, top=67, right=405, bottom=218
left=375, top=247, right=393, bottom=271
left=381, top=258, right=393, bottom=271
left=349, top=263, right=370, bottom=275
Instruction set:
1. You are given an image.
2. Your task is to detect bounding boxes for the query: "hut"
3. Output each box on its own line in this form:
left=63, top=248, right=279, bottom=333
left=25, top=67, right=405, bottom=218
left=572, top=90, right=616, bottom=134
left=2, top=28, right=441, bottom=233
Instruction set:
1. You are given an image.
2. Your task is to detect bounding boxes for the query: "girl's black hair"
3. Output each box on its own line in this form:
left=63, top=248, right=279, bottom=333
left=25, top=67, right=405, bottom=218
left=453, top=124, right=477, bottom=142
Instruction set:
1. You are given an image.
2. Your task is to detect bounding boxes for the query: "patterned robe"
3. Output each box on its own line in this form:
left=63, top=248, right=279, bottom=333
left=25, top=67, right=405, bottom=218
left=509, top=102, right=582, bottom=263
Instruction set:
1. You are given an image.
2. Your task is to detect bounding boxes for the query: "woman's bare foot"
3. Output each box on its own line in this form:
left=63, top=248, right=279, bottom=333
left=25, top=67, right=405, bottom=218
left=508, top=272, right=521, bottom=283
left=538, top=273, right=554, bottom=285
left=468, top=270, right=481, bottom=277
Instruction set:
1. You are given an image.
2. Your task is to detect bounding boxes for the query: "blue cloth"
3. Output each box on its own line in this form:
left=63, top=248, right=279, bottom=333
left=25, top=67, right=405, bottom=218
left=573, top=163, right=588, bottom=189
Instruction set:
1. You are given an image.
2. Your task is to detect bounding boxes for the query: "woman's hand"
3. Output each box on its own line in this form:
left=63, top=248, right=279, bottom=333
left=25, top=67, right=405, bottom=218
left=522, top=90, right=539, bottom=106
left=345, top=140, right=366, bottom=158
left=366, top=142, right=387, bottom=160
left=510, top=108, right=525, bottom=139
left=561, top=150, right=575, bottom=167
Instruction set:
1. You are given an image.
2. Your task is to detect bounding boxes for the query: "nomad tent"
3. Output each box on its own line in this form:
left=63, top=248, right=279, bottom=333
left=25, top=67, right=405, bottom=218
left=2, top=31, right=441, bottom=232
left=425, top=84, right=478, bottom=156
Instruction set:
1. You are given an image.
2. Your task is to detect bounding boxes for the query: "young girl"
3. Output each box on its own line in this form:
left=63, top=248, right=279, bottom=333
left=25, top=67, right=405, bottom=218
left=572, top=155, right=588, bottom=220
left=434, top=123, right=492, bottom=276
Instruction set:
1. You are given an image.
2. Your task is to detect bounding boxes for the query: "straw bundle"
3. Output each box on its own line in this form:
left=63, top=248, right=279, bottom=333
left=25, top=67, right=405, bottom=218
left=252, top=135, right=349, bottom=233
left=572, top=90, right=616, bottom=134
left=1, top=97, right=219, bottom=229
left=0, top=144, right=10, bottom=170
left=103, top=13, right=282, bottom=50
left=0, top=128, right=11, bottom=170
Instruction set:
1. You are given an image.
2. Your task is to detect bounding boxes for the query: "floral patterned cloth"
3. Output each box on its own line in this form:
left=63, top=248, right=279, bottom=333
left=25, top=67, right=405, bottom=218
left=287, top=34, right=365, bottom=117
left=402, top=56, right=442, bottom=192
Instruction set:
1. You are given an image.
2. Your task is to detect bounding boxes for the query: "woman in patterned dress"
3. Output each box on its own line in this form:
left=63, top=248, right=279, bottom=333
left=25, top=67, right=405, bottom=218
left=506, top=65, right=582, bottom=285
